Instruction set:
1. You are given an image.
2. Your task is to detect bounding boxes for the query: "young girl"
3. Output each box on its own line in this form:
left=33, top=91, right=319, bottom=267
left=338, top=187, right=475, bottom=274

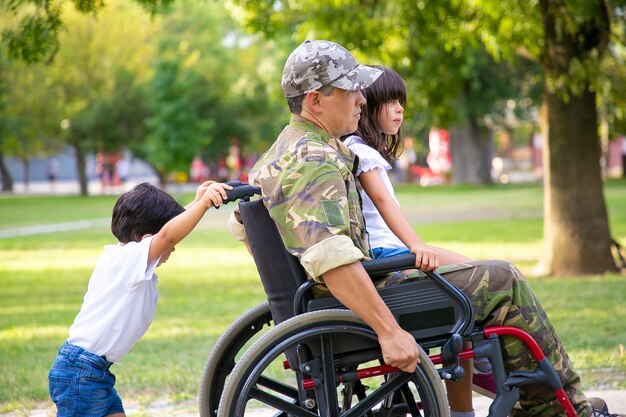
left=343, top=66, right=493, bottom=417
left=48, top=181, right=231, bottom=417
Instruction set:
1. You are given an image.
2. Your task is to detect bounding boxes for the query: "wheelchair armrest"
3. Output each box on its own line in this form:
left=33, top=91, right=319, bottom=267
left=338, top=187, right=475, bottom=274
left=361, top=253, right=417, bottom=278
left=298, top=253, right=476, bottom=340
left=223, top=181, right=261, bottom=204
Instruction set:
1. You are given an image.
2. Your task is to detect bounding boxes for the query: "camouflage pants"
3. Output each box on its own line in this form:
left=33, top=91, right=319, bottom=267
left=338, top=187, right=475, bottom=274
left=441, top=260, right=590, bottom=417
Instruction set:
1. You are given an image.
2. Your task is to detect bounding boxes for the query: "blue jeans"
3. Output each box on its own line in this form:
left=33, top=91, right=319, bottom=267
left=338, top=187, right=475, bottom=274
left=48, top=341, right=124, bottom=417
left=371, top=246, right=410, bottom=259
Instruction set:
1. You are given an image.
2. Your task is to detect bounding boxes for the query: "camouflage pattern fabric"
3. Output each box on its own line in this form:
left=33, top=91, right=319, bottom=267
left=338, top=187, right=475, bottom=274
left=281, top=40, right=383, bottom=98
left=248, top=115, right=370, bottom=279
left=441, top=260, right=590, bottom=417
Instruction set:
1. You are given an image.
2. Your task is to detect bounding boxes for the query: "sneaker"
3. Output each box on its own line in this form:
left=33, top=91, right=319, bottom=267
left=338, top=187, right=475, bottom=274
left=589, top=398, right=625, bottom=417
left=471, top=371, right=496, bottom=398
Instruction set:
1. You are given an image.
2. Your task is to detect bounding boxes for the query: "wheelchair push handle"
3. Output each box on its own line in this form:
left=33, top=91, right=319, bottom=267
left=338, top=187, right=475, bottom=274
left=222, top=181, right=261, bottom=205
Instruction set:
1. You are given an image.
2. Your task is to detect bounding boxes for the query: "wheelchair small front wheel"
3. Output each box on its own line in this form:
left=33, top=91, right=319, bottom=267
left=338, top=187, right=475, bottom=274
left=218, top=309, right=449, bottom=417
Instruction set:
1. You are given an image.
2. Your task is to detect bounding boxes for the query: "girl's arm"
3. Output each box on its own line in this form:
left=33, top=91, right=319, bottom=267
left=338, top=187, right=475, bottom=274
left=359, top=169, right=472, bottom=268
left=358, top=169, right=439, bottom=270
left=147, top=182, right=232, bottom=265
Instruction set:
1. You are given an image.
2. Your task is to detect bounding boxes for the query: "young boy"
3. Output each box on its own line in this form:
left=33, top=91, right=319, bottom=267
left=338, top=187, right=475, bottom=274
left=48, top=180, right=231, bottom=417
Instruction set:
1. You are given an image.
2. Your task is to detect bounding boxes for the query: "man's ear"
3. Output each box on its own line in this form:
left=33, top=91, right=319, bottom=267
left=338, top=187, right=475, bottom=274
left=141, top=233, right=153, bottom=241
left=303, top=90, right=323, bottom=114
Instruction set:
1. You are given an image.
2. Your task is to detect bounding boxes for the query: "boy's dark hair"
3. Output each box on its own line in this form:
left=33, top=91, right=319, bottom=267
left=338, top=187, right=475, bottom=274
left=111, top=183, right=185, bottom=243
left=355, top=66, right=407, bottom=162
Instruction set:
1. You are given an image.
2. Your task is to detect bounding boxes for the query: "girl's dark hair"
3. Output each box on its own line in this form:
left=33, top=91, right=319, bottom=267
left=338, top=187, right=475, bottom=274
left=355, top=66, right=407, bottom=162
left=111, top=183, right=185, bottom=243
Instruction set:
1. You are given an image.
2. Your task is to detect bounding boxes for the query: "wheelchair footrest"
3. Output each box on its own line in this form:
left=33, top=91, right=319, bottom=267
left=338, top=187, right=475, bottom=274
left=504, top=358, right=562, bottom=391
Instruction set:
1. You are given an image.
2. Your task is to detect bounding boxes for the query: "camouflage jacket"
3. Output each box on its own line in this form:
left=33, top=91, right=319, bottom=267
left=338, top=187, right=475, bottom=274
left=229, top=115, right=370, bottom=280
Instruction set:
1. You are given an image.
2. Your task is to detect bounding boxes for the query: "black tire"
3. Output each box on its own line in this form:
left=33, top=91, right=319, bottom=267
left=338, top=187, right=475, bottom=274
left=199, top=302, right=273, bottom=417
left=218, top=309, right=449, bottom=417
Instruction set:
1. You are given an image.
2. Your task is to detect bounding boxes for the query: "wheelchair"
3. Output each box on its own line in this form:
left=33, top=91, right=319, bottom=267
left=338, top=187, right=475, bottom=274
left=199, top=182, right=580, bottom=417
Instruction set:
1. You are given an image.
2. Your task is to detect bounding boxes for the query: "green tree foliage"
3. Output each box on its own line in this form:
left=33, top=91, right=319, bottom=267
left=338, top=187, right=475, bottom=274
left=0, top=53, right=10, bottom=190
left=0, top=1, right=159, bottom=194
left=137, top=1, right=261, bottom=185
left=227, top=0, right=543, bottom=184
left=142, top=58, right=220, bottom=184
left=228, top=0, right=625, bottom=275
left=47, top=1, right=158, bottom=195
left=0, top=0, right=171, bottom=63
left=1, top=0, right=289, bottom=192
left=0, top=56, right=65, bottom=188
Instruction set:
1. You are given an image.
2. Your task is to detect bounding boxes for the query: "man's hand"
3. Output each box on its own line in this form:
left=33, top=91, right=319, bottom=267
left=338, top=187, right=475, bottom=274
left=201, top=182, right=232, bottom=208
left=378, top=328, right=420, bottom=373
left=323, top=262, right=421, bottom=374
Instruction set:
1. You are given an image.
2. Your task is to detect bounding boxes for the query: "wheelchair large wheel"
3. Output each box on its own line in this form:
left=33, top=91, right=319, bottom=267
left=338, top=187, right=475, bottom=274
left=199, top=302, right=273, bottom=417
left=218, top=309, right=449, bottom=417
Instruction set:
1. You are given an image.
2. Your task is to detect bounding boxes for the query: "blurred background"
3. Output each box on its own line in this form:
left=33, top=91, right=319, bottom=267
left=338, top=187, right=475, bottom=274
left=2, top=0, right=625, bottom=192
left=1, top=0, right=625, bottom=273
left=1, top=2, right=626, bottom=413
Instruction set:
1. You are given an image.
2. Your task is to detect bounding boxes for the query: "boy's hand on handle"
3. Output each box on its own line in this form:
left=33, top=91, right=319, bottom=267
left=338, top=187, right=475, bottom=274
left=378, top=328, right=420, bottom=373
left=201, top=182, right=232, bottom=208
left=409, top=244, right=439, bottom=271
left=194, top=180, right=216, bottom=204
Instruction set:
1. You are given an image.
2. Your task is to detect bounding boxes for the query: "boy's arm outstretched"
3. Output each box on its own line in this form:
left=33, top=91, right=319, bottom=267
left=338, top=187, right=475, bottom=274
left=148, top=182, right=232, bottom=265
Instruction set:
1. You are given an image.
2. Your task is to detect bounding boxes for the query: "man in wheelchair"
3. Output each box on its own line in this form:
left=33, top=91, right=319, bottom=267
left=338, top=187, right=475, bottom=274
left=226, top=40, right=621, bottom=417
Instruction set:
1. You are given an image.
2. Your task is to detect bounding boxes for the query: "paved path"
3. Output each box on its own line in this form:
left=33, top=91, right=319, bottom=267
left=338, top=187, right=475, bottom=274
left=124, top=390, right=626, bottom=416
left=7, top=390, right=624, bottom=416
left=0, top=218, right=110, bottom=239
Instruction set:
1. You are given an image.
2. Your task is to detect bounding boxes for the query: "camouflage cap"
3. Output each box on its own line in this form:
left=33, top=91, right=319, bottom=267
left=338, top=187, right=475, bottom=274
left=281, top=40, right=383, bottom=98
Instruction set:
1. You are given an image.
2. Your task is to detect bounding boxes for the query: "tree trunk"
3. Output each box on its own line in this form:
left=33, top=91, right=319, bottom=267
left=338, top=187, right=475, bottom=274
left=449, top=116, right=493, bottom=185
left=542, top=87, right=615, bottom=275
left=71, top=143, right=89, bottom=196
left=0, top=151, right=13, bottom=192
left=21, top=158, right=30, bottom=193
left=540, top=0, right=615, bottom=275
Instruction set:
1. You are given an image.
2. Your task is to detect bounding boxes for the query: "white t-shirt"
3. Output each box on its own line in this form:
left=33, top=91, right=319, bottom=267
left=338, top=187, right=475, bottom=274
left=344, top=135, right=405, bottom=250
left=68, top=237, right=160, bottom=362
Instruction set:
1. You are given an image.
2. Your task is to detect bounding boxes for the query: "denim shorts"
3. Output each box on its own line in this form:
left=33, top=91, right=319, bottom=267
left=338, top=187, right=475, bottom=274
left=48, top=341, right=124, bottom=417
left=371, top=246, right=410, bottom=259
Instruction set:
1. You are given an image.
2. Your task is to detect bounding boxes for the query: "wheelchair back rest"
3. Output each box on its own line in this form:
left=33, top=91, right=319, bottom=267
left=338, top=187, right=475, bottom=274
left=238, top=198, right=308, bottom=325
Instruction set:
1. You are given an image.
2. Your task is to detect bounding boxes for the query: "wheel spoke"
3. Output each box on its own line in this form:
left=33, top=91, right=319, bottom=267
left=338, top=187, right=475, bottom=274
left=257, top=375, right=300, bottom=399
left=249, top=386, right=318, bottom=417
left=342, top=372, right=414, bottom=417
left=316, top=333, right=340, bottom=417
left=401, top=382, right=423, bottom=417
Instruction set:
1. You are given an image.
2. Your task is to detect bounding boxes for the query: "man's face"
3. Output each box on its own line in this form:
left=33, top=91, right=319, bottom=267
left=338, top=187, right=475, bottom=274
left=319, top=88, right=366, bottom=138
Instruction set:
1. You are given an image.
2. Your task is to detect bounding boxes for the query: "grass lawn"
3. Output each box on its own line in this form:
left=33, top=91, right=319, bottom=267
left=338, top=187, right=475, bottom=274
left=0, top=180, right=625, bottom=413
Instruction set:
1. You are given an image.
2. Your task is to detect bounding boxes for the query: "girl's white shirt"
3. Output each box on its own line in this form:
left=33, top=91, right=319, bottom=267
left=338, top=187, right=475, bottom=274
left=344, top=135, right=406, bottom=251
left=68, top=236, right=160, bottom=362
